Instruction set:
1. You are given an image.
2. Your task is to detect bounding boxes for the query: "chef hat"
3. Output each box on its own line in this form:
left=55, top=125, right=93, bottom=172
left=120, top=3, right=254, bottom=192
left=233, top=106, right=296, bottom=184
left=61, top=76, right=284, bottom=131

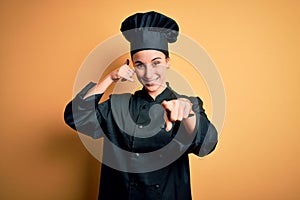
left=120, top=11, right=179, bottom=57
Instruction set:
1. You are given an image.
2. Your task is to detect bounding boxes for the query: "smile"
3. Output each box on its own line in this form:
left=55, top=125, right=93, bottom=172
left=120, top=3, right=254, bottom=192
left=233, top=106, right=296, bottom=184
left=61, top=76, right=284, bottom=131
left=142, top=77, right=160, bottom=85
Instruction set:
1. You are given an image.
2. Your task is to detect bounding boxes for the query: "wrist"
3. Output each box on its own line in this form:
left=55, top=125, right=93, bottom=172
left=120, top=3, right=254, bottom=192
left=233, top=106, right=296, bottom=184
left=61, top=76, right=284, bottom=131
left=188, top=111, right=195, bottom=118
left=180, top=98, right=194, bottom=118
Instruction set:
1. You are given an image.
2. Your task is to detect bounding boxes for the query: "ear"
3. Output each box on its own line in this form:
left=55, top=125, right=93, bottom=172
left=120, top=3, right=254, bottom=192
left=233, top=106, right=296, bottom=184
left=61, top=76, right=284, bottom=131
left=166, top=57, right=171, bottom=69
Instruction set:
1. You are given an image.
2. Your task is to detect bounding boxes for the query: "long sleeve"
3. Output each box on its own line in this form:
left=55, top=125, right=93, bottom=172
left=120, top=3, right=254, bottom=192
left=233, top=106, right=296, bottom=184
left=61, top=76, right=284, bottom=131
left=188, top=96, right=218, bottom=157
left=64, top=82, right=105, bottom=139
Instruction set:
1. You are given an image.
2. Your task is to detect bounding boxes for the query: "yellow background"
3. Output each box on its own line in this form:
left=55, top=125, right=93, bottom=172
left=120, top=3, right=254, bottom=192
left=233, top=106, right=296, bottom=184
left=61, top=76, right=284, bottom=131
left=1, top=0, right=299, bottom=199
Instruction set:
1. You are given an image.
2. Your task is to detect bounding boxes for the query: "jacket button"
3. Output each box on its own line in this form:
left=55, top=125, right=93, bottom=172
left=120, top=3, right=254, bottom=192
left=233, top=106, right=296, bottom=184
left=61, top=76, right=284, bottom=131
left=135, top=153, right=140, bottom=157
left=155, top=184, right=160, bottom=189
left=138, top=125, right=143, bottom=129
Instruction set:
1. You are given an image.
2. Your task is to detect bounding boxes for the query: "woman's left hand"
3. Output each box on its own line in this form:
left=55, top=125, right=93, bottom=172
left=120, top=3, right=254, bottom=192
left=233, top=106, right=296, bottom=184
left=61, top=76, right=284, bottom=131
left=161, top=98, right=194, bottom=131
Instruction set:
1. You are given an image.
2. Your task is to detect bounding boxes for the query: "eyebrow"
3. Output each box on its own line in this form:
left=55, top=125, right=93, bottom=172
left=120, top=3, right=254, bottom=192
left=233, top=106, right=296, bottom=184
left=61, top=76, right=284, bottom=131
left=151, top=57, right=162, bottom=61
left=134, top=57, right=162, bottom=64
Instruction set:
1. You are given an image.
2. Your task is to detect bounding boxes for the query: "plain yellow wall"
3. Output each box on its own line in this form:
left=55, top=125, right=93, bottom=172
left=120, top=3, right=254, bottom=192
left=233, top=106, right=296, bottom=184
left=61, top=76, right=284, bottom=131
left=1, top=1, right=300, bottom=200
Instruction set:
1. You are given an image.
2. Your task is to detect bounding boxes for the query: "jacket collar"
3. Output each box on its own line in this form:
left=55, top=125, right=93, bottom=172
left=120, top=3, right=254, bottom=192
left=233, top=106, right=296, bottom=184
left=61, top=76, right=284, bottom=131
left=136, top=82, right=177, bottom=103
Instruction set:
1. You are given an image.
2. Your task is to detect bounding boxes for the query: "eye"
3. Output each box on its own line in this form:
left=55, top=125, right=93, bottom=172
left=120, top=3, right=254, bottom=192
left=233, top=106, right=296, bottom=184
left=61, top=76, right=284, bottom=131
left=152, top=61, right=161, bottom=67
left=135, top=63, right=145, bottom=69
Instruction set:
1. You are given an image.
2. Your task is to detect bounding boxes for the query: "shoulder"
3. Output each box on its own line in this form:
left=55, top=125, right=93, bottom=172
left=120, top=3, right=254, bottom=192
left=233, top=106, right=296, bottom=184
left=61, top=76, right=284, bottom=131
left=110, top=93, right=132, bottom=99
left=108, top=93, right=133, bottom=106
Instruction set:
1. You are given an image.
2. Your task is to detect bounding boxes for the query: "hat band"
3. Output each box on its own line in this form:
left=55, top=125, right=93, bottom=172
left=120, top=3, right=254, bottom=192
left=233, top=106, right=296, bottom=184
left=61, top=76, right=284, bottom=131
left=129, top=30, right=168, bottom=56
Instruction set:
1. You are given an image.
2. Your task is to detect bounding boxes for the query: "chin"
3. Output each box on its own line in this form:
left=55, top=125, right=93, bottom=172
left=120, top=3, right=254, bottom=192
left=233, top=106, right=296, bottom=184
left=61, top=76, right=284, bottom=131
left=144, top=84, right=163, bottom=93
left=144, top=85, right=158, bottom=92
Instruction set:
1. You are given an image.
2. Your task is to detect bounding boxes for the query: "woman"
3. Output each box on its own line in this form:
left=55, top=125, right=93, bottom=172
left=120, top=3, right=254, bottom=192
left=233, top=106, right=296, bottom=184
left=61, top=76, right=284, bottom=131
left=64, top=11, right=218, bottom=200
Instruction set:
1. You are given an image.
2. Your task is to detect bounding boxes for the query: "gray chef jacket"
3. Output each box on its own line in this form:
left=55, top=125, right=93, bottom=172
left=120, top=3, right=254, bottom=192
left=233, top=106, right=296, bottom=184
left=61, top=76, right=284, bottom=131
left=64, top=82, right=218, bottom=200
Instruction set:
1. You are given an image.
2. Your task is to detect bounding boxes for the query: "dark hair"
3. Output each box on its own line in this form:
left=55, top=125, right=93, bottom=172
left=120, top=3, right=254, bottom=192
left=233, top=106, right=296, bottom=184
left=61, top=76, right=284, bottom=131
left=130, top=48, right=169, bottom=58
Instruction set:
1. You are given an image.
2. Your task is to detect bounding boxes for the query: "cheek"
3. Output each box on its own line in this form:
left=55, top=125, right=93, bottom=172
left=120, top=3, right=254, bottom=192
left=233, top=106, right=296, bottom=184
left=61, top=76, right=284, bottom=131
left=135, top=71, right=144, bottom=80
left=135, top=70, right=141, bottom=76
left=157, top=68, right=167, bottom=76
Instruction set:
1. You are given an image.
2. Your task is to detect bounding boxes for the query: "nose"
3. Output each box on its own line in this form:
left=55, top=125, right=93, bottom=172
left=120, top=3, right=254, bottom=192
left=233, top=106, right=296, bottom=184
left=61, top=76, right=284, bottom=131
left=144, top=65, right=154, bottom=79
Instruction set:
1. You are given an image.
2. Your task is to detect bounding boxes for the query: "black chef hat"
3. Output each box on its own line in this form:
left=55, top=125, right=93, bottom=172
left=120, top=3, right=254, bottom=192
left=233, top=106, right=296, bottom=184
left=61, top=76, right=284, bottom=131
left=120, top=11, right=179, bottom=57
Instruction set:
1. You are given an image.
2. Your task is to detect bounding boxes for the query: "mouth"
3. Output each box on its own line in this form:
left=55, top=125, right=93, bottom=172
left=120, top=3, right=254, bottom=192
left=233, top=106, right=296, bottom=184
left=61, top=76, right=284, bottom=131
left=142, top=77, right=160, bottom=86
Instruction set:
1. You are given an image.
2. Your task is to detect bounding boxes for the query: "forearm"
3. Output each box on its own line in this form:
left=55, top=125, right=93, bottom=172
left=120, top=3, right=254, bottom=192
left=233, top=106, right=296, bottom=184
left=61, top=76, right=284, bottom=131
left=64, top=82, right=104, bottom=138
left=182, top=111, right=196, bottom=135
left=83, top=62, right=134, bottom=99
left=84, top=74, right=114, bottom=99
left=181, top=96, right=218, bottom=156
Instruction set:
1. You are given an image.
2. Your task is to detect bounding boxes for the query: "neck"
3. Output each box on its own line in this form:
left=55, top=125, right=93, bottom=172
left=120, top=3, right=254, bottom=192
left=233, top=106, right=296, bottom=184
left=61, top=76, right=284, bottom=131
left=147, top=84, right=167, bottom=100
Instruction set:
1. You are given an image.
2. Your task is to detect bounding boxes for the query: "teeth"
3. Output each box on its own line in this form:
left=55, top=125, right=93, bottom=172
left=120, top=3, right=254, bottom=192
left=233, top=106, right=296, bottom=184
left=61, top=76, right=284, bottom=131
left=143, top=77, right=158, bottom=82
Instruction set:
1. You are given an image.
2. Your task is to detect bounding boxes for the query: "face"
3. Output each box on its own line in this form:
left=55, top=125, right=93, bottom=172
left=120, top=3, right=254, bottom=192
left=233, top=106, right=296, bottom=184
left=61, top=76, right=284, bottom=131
left=132, top=50, right=170, bottom=98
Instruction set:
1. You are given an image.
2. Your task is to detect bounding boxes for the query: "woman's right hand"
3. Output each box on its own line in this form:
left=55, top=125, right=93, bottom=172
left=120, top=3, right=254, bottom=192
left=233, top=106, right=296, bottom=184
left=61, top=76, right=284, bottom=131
left=84, top=59, right=135, bottom=98
left=110, top=59, right=135, bottom=82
